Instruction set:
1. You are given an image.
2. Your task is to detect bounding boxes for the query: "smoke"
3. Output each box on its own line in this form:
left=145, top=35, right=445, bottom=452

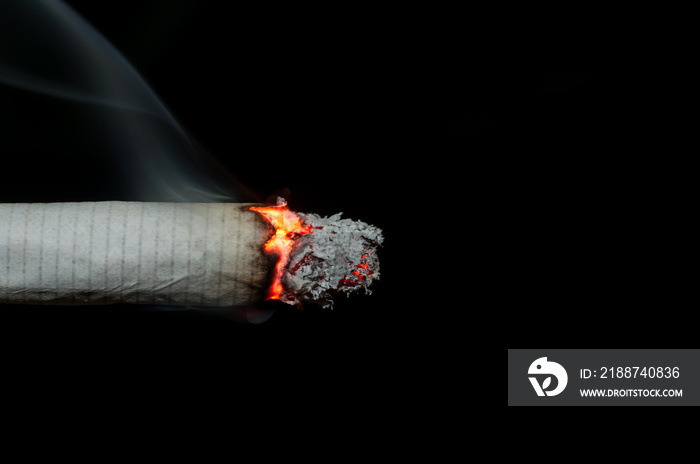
left=0, top=0, right=248, bottom=203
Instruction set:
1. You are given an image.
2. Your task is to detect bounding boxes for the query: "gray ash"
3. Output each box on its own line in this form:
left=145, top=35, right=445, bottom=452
left=280, top=212, right=384, bottom=308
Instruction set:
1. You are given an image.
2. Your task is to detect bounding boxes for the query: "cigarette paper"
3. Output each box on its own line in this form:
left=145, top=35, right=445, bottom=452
left=0, top=200, right=383, bottom=308
left=0, top=202, right=272, bottom=306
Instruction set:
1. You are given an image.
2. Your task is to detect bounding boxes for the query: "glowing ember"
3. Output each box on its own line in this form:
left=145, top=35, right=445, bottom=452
left=249, top=198, right=312, bottom=300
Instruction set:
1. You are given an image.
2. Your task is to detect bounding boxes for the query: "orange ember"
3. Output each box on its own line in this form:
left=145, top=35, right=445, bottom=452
left=249, top=200, right=312, bottom=300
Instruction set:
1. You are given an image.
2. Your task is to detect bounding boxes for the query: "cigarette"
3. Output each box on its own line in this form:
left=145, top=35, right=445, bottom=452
left=0, top=199, right=383, bottom=308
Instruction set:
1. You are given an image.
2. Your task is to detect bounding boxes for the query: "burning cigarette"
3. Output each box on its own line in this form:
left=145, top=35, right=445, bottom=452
left=0, top=199, right=383, bottom=308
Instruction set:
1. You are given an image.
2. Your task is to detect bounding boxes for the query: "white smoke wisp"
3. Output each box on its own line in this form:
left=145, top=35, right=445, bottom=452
left=0, top=0, right=246, bottom=203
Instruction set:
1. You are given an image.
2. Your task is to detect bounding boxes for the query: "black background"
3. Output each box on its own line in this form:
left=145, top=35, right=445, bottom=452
left=1, top=1, right=695, bottom=419
left=2, top=1, right=469, bottom=416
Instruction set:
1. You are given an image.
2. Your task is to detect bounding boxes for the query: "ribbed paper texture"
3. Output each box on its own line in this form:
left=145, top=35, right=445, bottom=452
left=0, top=202, right=270, bottom=306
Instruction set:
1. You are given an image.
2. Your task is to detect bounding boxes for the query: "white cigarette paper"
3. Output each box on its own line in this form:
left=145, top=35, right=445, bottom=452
left=0, top=202, right=272, bottom=306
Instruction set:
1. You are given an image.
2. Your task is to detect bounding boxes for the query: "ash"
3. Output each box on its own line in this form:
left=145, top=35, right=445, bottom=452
left=282, top=212, right=384, bottom=307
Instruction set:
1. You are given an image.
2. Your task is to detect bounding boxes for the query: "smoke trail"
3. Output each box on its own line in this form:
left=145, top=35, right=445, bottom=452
left=0, top=0, right=248, bottom=203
